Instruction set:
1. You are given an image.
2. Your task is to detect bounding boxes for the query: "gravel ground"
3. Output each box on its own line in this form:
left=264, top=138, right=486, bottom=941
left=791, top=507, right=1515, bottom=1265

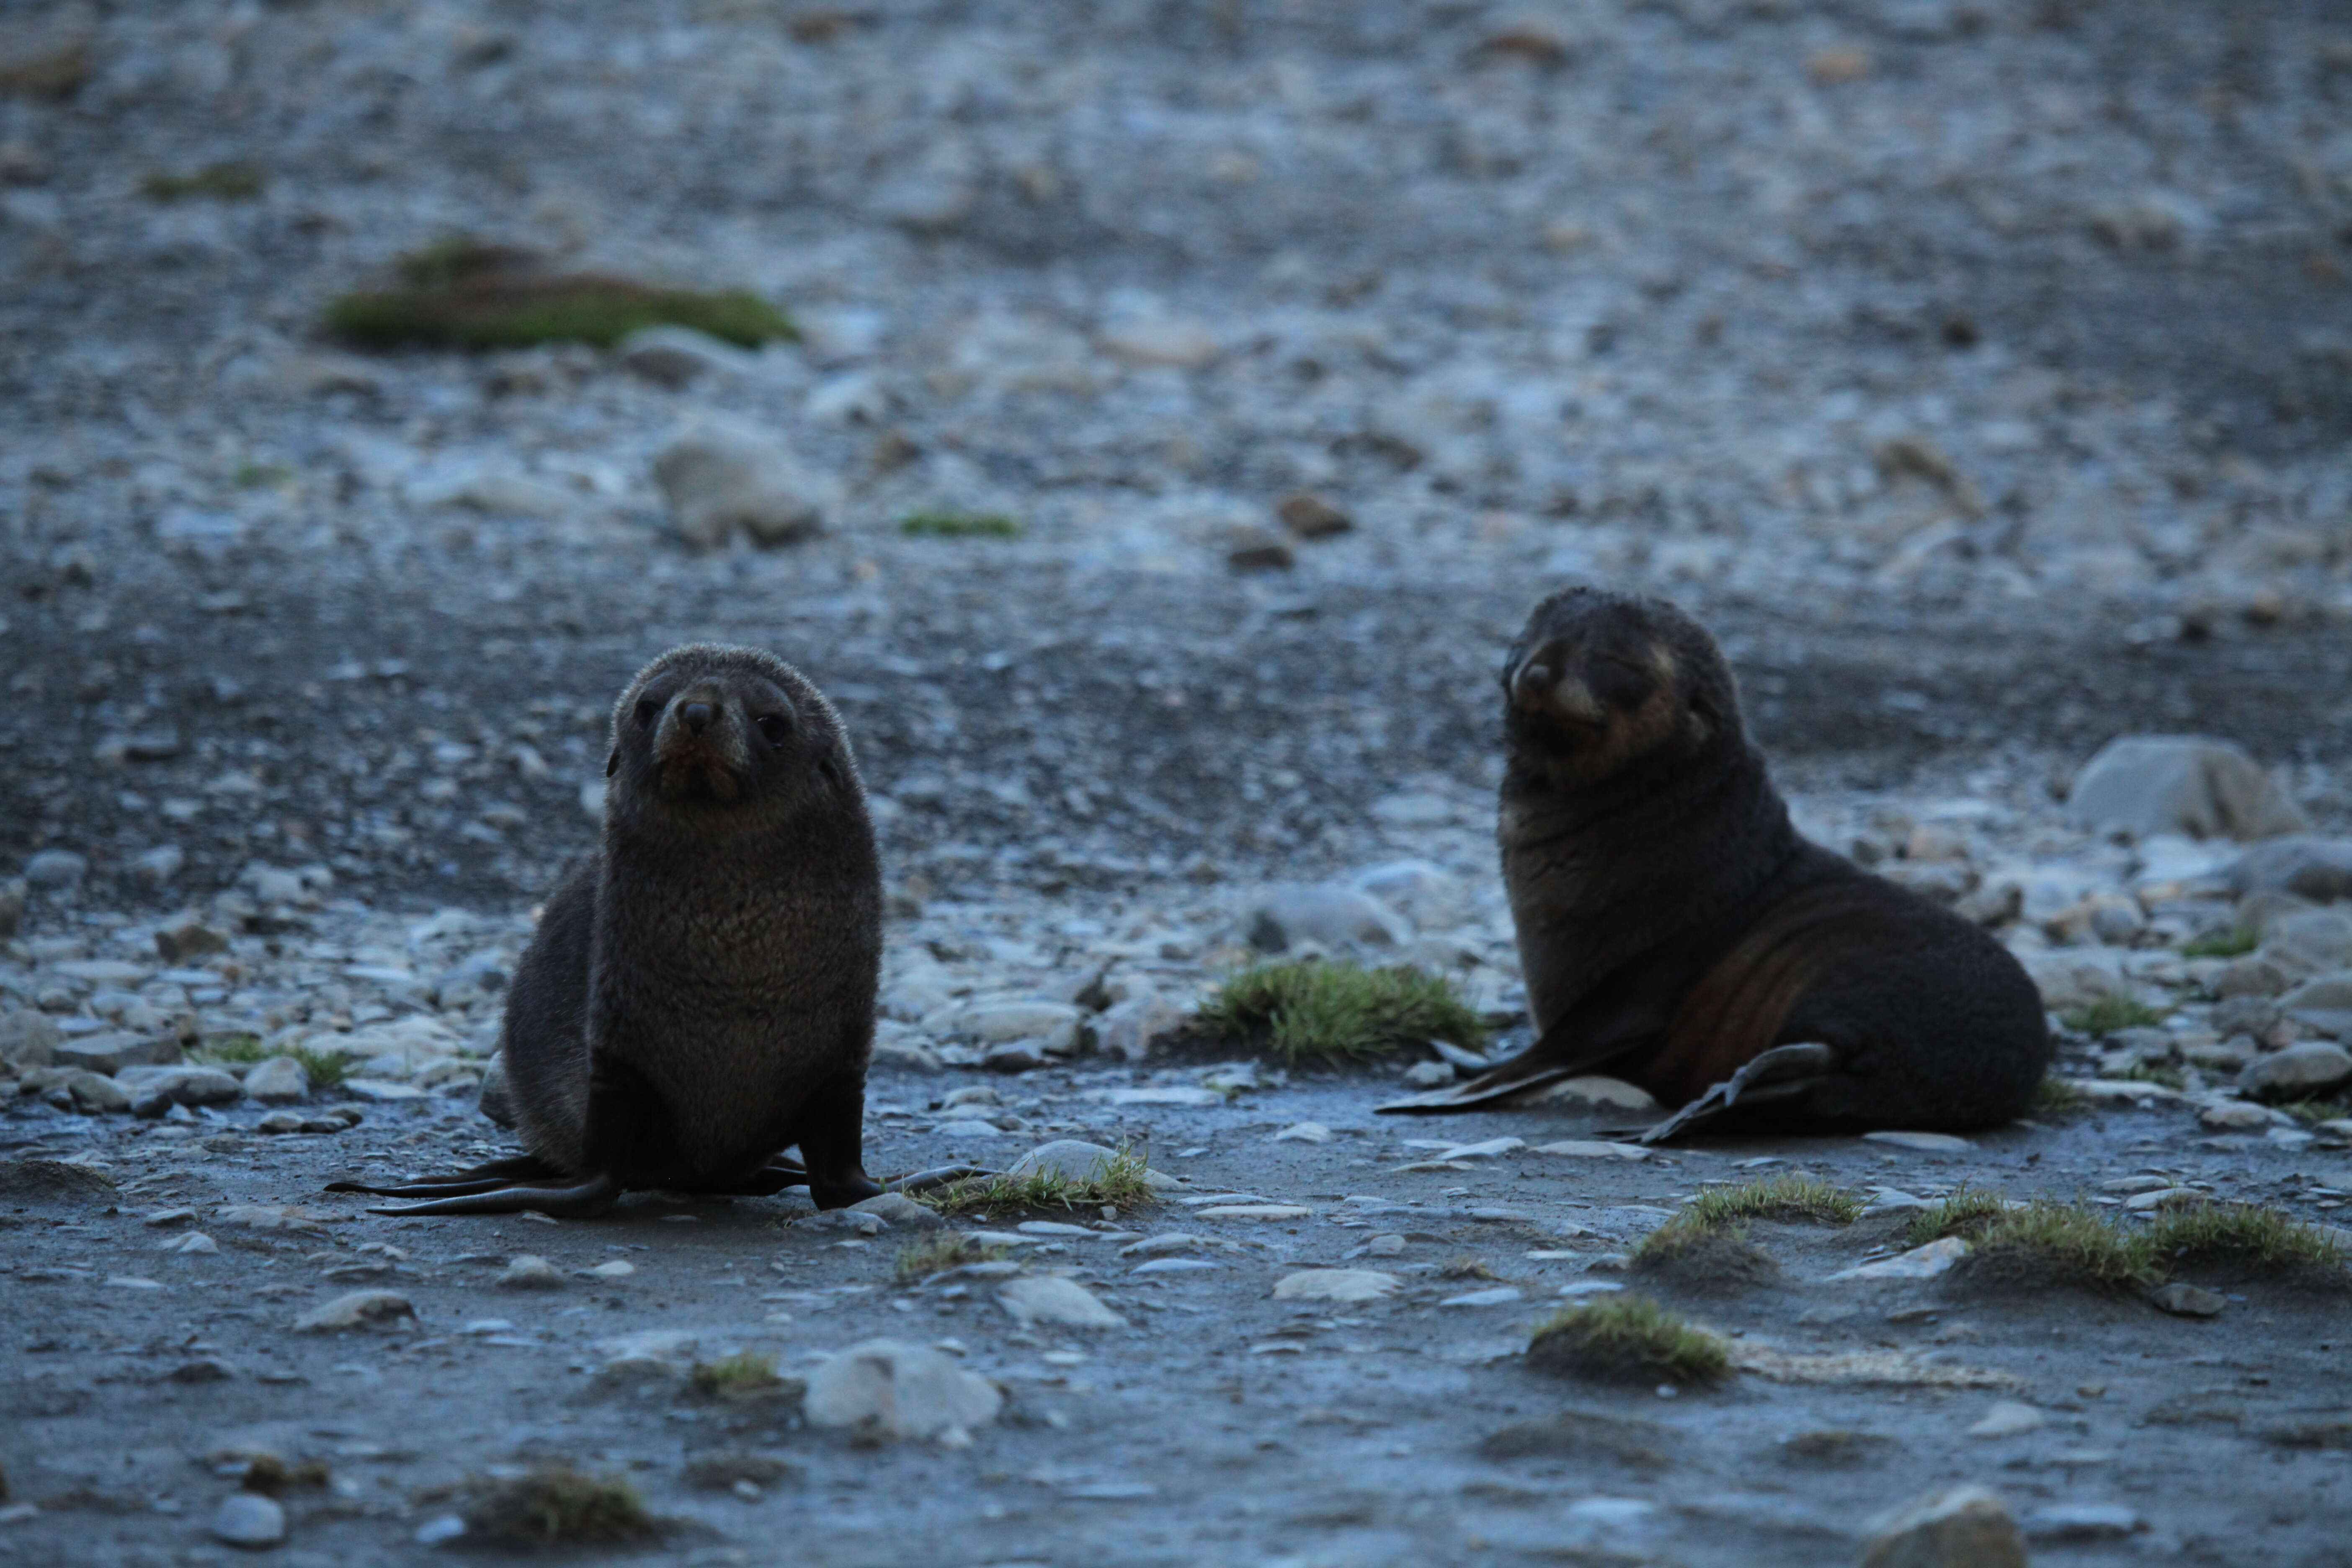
left=3, top=2, right=2352, bottom=1565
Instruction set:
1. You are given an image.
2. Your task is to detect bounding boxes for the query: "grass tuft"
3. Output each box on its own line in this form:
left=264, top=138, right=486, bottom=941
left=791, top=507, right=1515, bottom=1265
left=1439, top=1257, right=1501, bottom=1281
left=325, top=237, right=795, bottom=353
left=1526, top=1296, right=1729, bottom=1386
left=2059, top=996, right=2166, bottom=1036
left=1901, top=1185, right=2013, bottom=1249
left=1958, top=1200, right=2158, bottom=1294
left=919, top=1146, right=1157, bottom=1218
left=141, top=162, right=264, bottom=201
left=1197, top=960, right=1487, bottom=1065
left=894, top=1234, right=1011, bottom=1282
left=2181, top=927, right=2259, bottom=959
left=189, top=1034, right=350, bottom=1091
left=2119, top=1062, right=2187, bottom=1091
left=1677, top=1173, right=1862, bottom=1231
left=462, top=1463, right=659, bottom=1549
left=898, top=511, right=1022, bottom=539
left=2141, top=1201, right=2349, bottom=1276
left=687, top=1351, right=789, bottom=1401
left=2031, top=1074, right=2088, bottom=1114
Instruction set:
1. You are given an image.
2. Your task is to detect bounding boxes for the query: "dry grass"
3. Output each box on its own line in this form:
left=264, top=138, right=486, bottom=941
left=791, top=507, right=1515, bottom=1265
left=462, top=1463, right=659, bottom=1549
left=1525, top=1297, right=1730, bottom=1386
left=686, top=1351, right=790, bottom=1401
left=1197, top=960, right=1487, bottom=1065
left=894, top=1233, right=1012, bottom=1282
left=2141, top=1201, right=2349, bottom=1276
left=918, top=1146, right=1157, bottom=1218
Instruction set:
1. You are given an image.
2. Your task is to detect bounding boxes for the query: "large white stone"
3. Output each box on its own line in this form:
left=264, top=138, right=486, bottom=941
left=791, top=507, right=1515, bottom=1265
left=651, top=422, right=828, bottom=549
left=1859, top=1485, right=2027, bottom=1568
left=2067, top=735, right=2306, bottom=842
left=1271, top=1269, right=1400, bottom=1303
left=995, top=1275, right=1125, bottom=1329
left=804, top=1338, right=1002, bottom=1443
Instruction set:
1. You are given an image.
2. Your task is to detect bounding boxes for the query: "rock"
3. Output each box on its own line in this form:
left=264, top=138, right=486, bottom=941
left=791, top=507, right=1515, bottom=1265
left=121, top=1066, right=242, bottom=1113
left=1532, top=1140, right=1650, bottom=1161
left=981, top=1042, right=1044, bottom=1073
left=1276, top=493, right=1353, bottom=539
left=950, top=1001, right=1086, bottom=1053
left=1525, top=1075, right=1662, bottom=1113
left=1862, top=1131, right=1975, bottom=1153
left=0, top=1010, right=60, bottom=1069
left=1859, top=1484, right=2028, bottom=1568
left=616, top=324, right=754, bottom=387
left=2199, top=1101, right=2272, bottom=1131
left=1402, top=1060, right=1455, bottom=1088
left=2264, top=910, right=2352, bottom=977
left=154, top=914, right=228, bottom=962
left=23, top=849, right=87, bottom=889
left=851, top=1191, right=944, bottom=1230
left=804, top=1338, right=1002, bottom=1443
left=1006, top=1140, right=1175, bottom=1190
left=1241, top=883, right=1409, bottom=951
left=1965, top=1401, right=2046, bottom=1438
left=53, top=1032, right=173, bottom=1075
left=2023, top=1502, right=2142, bottom=1542
left=497, top=1255, right=566, bottom=1290
left=2066, top=735, right=2307, bottom=842
left=1829, top=1237, right=1971, bottom=1280
left=2214, top=956, right=2290, bottom=998
left=1098, top=312, right=1220, bottom=369
left=211, top=1492, right=286, bottom=1550
left=796, top=1209, right=886, bottom=1236
left=2237, top=1041, right=2352, bottom=1099
left=1272, top=1121, right=1333, bottom=1143
left=1222, top=523, right=1294, bottom=571
left=243, top=1056, right=310, bottom=1103
left=1096, top=994, right=1185, bottom=1063
left=2148, top=1282, right=2226, bottom=1318
left=996, top=1275, right=1125, bottom=1329
left=1271, top=1269, right=1400, bottom=1303
left=651, top=423, right=828, bottom=549
left=866, top=136, right=979, bottom=233
left=477, top=1051, right=516, bottom=1127
left=129, top=845, right=184, bottom=888
left=2281, top=972, right=2352, bottom=1039
left=2226, top=837, right=2352, bottom=903
left=1440, top=1286, right=1523, bottom=1308
left=291, top=1291, right=415, bottom=1332
left=61, top=1070, right=129, bottom=1114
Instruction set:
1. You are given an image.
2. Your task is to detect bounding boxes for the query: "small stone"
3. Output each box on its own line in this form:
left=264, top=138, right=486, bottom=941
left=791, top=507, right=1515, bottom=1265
left=616, top=324, right=753, bottom=387
left=585, top=1260, right=634, bottom=1279
left=1006, top=1140, right=1175, bottom=1190
left=981, top=1042, right=1045, bottom=1073
left=1364, top=1234, right=1406, bottom=1256
left=23, top=849, right=88, bottom=889
left=119, top=1065, right=243, bottom=1111
left=1223, top=523, right=1294, bottom=571
left=243, top=1056, right=311, bottom=1104
left=1859, top=1484, right=2027, bottom=1568
left=290, top=1291, right=415, bottom=1332
left=1096, top=993, right=1185, bottom=1063
left=1271, top=1269, right=1400, bottom=1303
left=1529, top=1075, right=1660, bottom=1112
left=851, top=1191, right=945, bottom=1230
left=803, top=1338, right=1003, bottom=1442
left=1275, top=493, right=1353, bottom=539
left=1862, top=1130, right=1975, bottom=1153
left=2147, top=1282, right=2226, bottom=1318
left=1439, top=1286, right=1523, bottom=1308
left=1242, top=883, right=1408, bottom=951
left=652, top=422, right=828, bottom=549
left=2238, top=1041, right=2352, bottom=1100
left=1532, top=1140, right=1651, bottom=1161
left=1193, top=1204, right=1312, bottom=1220
left=211, top=1492, right=286, bottom=1550
left=2023, top=1502, right=2142, bottom=1542
left=1831, top=1237, right=1971, bottom=1281
left=496, top=1255, right=565, bottom=1290
left=52, top=1032, right=169, bottom=1075
left=153, top=914, right=227, bottom=961
left=62, top=1069, right=131, bottom=1114
left=2067, top=735, right=2306, bottom=843
left=129, top=845, right=185, bottom=887
left=2226, top=836, right=2352, bottom=903
left=1271, top=1122, right=1333, bottom=1143
left=1965, top=1401, right=2046, bottom=1438
left=0, top=1009, right=60, bottom=1068
left=165, top=1233, right=219, bottom=1255
left=2199, top=1100, right=2272, bottom=1131
left=996, top=1275, right=1125, bottom=1329
left=414, top=1516, right=467, bottom=1546
left=1098, top=312, right=1220, bottom=369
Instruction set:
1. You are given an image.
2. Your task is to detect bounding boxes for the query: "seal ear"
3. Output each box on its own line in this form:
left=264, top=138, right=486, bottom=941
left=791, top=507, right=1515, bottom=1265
left=605, top=748, right=619, bottom=778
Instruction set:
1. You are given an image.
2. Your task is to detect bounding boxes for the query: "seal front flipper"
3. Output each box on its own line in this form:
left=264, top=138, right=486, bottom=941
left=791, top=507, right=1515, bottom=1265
left=1634, top=1041, right=1837, bottom=1145
left=1375, top=1014, right=1647, bottom=1115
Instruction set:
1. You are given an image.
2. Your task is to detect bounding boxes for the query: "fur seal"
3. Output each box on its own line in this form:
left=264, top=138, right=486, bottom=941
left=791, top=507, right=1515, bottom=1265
left=1381, top=587, right=2051, bottom=1138
left=330, top=644, right=887, bottom=1215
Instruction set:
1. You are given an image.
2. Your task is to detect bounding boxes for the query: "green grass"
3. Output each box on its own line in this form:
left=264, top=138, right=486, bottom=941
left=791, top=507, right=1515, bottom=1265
left=2059, top=996, right=2166, bottom=1036
left=1675, top=1173, right=1862, bottom=1230
left=894, top=1234, right=1012, bottom=1282
left=232, top=462, right=294, bottom=490
left=918, top=1146, right=1158, bottom=1218
left=1525, top=1297, right=1730, bottom=1386
left=2278, top=1098, right=2351, bottom=1126
left=1901, top=1185, right=2013, bottom=1248
left=1197, top=960, right=1488, bottom=1065
left=462, top=1463, right=658, bottom=1548
left=2181, top=927, right=2259, bottom=959
left=898, top=511, right=1023, bottom=539
left=688, top=1351, right=789, bottom=1400
left=2032, top=1074, right=2089, bottom=1114
left=324, top=238, right=795, bottom=352
left=2120, top=1061, right=2188, bottom=1091
left=141, top=162, right=264, bottom=201
left=188, top=1034, right=350, bottom=1091
left=2141, top=1201, right=2349, bottom=1275
left=1960, top=1200, right=2159, bottom=1293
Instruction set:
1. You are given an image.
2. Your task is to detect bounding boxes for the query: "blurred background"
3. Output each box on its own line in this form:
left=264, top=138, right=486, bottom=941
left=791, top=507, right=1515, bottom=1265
left=1, top=0, right=2348, bottom=913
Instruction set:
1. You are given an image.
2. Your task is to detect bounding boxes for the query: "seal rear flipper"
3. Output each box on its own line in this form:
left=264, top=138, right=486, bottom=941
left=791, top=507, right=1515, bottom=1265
left=1375, top=1013, right=1648, bottom=1115
left=325, top=1152, right=570, bottom=1199
left=364, top=1171, right=622, bottom=1218
left=1635, top=1041, right=1837, bottom=1144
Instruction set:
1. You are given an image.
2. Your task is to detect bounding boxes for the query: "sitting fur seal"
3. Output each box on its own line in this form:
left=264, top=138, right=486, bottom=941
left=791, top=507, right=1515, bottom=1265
left=1381, top=588, right=2051, bottom=1139
left=330, top=644, right=889, bottom=1216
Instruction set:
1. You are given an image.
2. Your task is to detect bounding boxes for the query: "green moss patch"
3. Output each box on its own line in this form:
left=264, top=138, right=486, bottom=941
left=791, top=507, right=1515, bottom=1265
left=1677, top=1173, right=1862, bottom=1230
left=141, top=162, right=264, bottom=201
left=1901, top=1185, right=2012, bottom=1249
left=462, top=1463, right=660, bottom=1550
left=1525, top=1296, right=1729, bottom=1386
left=189, top=1033, right=349, bottom=1090
left=1197, top=960, right=1487, bottom=1065
left=898, top=511, right=1022, bottom=539
left=1629, top=1227, right=1780, bottom=1294
left=2181, top=927, right=2259, bottom=959
left=1948, top=1200, right=2158, bottom=1295
left=2059, top=996, right=2166, bottom=1036
left=687, top=1351, right=794, bottom=1402
left=2141, top=1201, right=2349, bottom=1278
left=919, top=1146, right=1157, bottom=1218
left=2031, top=1074, right=2088, bottom=1114
left=324, top=238, right=795, bottom=352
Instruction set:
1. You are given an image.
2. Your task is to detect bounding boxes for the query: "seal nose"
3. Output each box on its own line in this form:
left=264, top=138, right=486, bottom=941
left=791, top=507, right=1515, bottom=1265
left=681, top=702, right=713, bottom=735
left=1511, top=660, right=1556, bottom=708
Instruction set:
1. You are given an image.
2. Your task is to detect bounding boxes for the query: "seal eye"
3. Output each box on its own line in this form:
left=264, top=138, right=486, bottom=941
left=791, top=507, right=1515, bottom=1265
left=756, top=714, right=792, bottom=747
left=634, top=698, right=660, bottom=729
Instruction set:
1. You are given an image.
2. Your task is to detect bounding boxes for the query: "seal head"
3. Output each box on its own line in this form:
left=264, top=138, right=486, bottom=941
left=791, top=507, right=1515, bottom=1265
left=1501, top=587, right=1736, bottom=790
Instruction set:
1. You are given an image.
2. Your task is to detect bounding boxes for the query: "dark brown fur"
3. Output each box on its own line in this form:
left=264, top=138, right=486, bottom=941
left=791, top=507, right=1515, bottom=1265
left=1392, top=587, right=2051, bottom=1132
left=332, top=644, right=883, bottom=1214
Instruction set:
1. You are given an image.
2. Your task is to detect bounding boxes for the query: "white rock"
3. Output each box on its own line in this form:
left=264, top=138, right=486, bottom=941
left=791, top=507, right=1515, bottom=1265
left=1240, top=883, right=1409, bottom=951
left=1130, top=1259, right=1220, bottom=1275
left=496, top=1255, right=565, bottom=1290
left=290, top=1290, right=415, bottom=1332
left=1433, top=1136, right=1524, bottom=1161
left=1117, top=1233, right=1206, bottom=1257
left=2067, top=735, right=2306, bottom=842
left=1193, top=1204, right=1312, bottom=1220
left=1532, top=1140, right=1651, bottom=1161
left=2020, top=948, right=2130, bottom=1010
left=1524, top=1075, right=1660, bottom=1112
left=1439, top=1286, right=1523, bottom=1307
left=1006, top=1140, right=1176, bottom=1190
left=1831, top=1237, right=1971, bottom=1280
left=242, top=1056, right=310, bottom=1103
left=803, top=1337, right=1003, bottom=1443
left=952, top=1001, right=1086, bottom=1054
left=1859, top=1485, right=2028, bottom=1568
left=2200, top=1100, right=2272, bottom=1131
left=652, top=422, right=828, bottom=549
left=1096, top=993, right=1185, bottom=1063
left=210, top=1492, right=286, bottom=1549
left=1271, top=1269, right=1399, bottom=1303
left=616, top=324, right=756, bottom=387
left=1098, top=312, right=1220, bottom=369
left=1271, top=1122, right=1333, bottom=1143
left=1102, top=1086, right=1222, bottom=1106
left=995, top=1275, right=1125, bottom=1329
left=1862, top=1130, right=1975, bottom=1153
left=1966, top=1400, right=2047, bottom=1438
left=852, top=1191, right=945, bottom=1230
left=2023, top=1502, right=2143, bottom=1542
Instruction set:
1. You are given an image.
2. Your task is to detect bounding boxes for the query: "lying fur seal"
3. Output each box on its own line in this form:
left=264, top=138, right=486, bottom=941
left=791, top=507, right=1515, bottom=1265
left=1382, top=588, right=2051, bottom=1139
left=331, top=644, right=888, bottom=1215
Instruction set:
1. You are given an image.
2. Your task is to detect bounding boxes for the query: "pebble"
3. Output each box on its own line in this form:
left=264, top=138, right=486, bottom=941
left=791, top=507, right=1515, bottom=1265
left=1859, top=1485, right=2027, bottom=1568
left=1271, top=1269, right=1399, bottom=1303
left=496, top=1255, right=565, bottom=1290
left=1130, top=1258, right=1220, bottom=1275
left=1439, top=1286, right=1522, bottom=1308
left=164, top=1233, right=219, bottom=1255
left=1532, top=1140, right=1651, bottom=1161
left=2199, top=1101, right=2273, bottom=1132
left=803, top=1338, right=1003, bottom=1443
left=23, top=849, right=88, bottom=889
left=1193, top=1204, right=1313, bottom=1220
left=1830, top=1237, right=1971, bottom=1281
left=2023, top=1502, right=2143, bottom=1542
left=1240, top=883, right=1408, bottom=952
left=1271, top=1122, right=1333, bottom=1143
left=1862, top=1131, right=1975, bottom=1153
left=2238, top=1041, right=2352, bottom=1099
left=290, top=1291, right=415, bottom=1332
left=210, top=1492, right=286, bottom=1550
left=2147, top=1282, right=2226, bottom=1318
left=851, top=1191, right=946, bottom=1230
left=584, top=1260, right=635, bottom=1279
left=242, top=1056, right=311, bottom=1103
left=1965, top=1401, right=2047, bottom=1439
left=995, top=1275, right=1125, bottom=1329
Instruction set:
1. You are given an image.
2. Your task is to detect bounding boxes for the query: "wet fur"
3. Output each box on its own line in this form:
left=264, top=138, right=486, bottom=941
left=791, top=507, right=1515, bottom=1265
left=1442, top=588, right=2051, bottom=1131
